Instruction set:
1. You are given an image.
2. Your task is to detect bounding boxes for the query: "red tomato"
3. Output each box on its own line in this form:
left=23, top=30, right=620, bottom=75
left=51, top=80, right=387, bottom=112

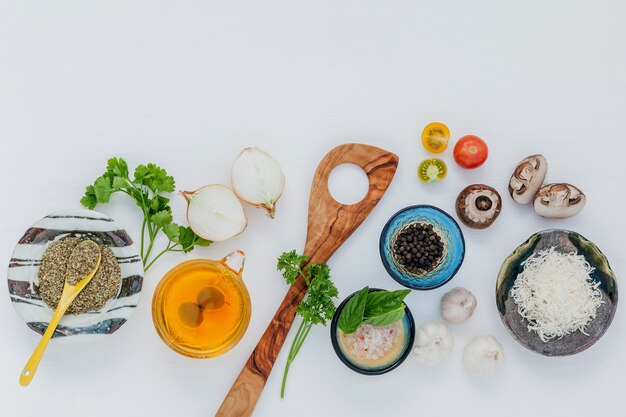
left=453, top=135, right=488, bottom=169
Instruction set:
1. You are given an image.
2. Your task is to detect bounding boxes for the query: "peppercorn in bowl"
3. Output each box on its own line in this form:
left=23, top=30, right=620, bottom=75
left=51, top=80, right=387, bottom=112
left=7, top=209, right=144, bottom=337
left=379, top=205, right=465, bottom=290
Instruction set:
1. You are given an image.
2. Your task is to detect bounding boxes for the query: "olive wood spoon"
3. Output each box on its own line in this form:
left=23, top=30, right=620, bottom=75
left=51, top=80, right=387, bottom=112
left=19, top=240, right=102, bottom=386
left=215, top=143, right=399, bottom=417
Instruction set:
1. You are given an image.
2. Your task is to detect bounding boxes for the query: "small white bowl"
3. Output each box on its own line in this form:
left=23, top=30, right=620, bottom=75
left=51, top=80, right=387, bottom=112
left=7, top=208, right=144, bottom=338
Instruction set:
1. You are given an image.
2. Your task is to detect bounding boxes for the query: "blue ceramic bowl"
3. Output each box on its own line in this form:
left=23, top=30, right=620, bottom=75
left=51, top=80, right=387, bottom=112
left=379, top=205, right=465, bottom=290
left=330, top=288, right=415, bottom=375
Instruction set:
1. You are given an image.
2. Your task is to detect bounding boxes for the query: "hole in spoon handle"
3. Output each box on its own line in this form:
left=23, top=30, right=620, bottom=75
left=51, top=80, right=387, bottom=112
left=222, top=250, right=246, bottom=275
left=19, top=365, right=34, bottom=386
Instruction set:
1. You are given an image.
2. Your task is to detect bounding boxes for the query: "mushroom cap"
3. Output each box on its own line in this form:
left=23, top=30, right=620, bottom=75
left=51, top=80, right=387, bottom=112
left=533, top=183, right=586, bottom=219
left=455, top=184, right=502, bottom=229
left=509, top=154, right=548, bottom=205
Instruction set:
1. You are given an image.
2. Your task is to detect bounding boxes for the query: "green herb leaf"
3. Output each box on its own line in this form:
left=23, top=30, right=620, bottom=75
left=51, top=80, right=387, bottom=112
left=80, top=185, right=98, bottom=209
left=362, top=306, right=405, bottom=327
left=303, top=263, right=326, bottom=286
left=151, top=210, right=172, bottom=228
left=338, top=286, right=369, bottom=334
left=277, top=250, right=309, bottom=285
left=297, top=273, right=337, bottom=325
left=296, top=262, right=337, bottom=324
left=107, top=157, right=129, bottom=178
left=364, top=289, right=411, bottom=317
left=93, top=176, right=113, bottom=203
left=112, top=176, right=127, bottom=190
left=149, top=195, right=170, bottom=214
left=132, top=189, right=151, bottom=210
left=177, top=225, right=198, bottom=252
left=133, top=164, right=150, bottom=184
left=195, top=237, right=212, bottom=247
left=134, top=163, right=175, bottom=193
left=162, top=223, right=180, bottom=241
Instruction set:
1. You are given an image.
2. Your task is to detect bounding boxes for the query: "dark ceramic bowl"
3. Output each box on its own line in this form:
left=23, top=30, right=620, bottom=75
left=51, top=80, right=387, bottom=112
left=379, top=205, right=465, bottom=290
left=496, top=229, right=618, bottom=356
left=330, top=288, right=415, bottom=375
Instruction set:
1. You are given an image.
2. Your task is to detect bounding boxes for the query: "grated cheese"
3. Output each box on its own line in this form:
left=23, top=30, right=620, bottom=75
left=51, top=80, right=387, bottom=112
left=510, top=246, right=604, bottom=342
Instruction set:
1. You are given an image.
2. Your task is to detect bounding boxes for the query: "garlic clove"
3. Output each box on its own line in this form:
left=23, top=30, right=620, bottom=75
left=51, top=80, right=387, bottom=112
left=182, top=184, right=247, bottom=242
left=440, top=287, right=477, bottom=324
left=412, top=321, right=454, bottom=366
left=231, top=147, right=285, bottom=218
left=462, top=335, right=504, bottom=377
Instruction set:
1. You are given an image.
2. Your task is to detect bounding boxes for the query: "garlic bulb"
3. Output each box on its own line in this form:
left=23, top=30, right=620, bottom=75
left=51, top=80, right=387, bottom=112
left=440, top=287, right=477, bottom=324
left=182, top=184, right=247, bottom=242
left=462, top=335, right=504, bottom=377
left=232, top=147, right=285, bottom=218
left=412, top=322, right=454, bottom=366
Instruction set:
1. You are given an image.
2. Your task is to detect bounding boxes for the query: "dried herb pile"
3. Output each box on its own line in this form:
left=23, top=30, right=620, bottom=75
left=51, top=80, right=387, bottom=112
left=38, top=238, right=121, bottom=314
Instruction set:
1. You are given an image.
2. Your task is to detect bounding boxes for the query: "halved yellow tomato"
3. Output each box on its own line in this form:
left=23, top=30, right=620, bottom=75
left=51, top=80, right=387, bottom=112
left=421, top=122, right=450, bottom=153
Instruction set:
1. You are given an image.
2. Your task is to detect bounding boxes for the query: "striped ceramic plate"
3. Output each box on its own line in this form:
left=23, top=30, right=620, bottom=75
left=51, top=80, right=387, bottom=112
left=7, top=209, right=143, bottom=337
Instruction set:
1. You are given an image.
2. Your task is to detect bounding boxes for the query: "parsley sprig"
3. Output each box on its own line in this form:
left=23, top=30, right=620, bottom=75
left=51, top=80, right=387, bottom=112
left=80, top=157, right=211, bottom=271
left=277, top=250, right=338, bottom=398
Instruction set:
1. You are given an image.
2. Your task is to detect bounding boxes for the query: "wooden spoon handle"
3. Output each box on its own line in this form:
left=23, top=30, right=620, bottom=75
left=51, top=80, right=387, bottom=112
left=215, top=143, right=398, bottom=417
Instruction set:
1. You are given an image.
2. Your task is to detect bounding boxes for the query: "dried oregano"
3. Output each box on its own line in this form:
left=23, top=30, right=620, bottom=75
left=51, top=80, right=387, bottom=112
left=38, top=238, right=121, bottom=314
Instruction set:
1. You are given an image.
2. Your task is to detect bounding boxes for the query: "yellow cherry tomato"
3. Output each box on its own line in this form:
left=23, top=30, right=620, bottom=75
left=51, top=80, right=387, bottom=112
left=421, top=122, right=450, bottom=154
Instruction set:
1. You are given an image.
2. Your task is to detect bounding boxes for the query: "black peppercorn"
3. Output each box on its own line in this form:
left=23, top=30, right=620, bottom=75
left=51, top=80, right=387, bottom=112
left=392, top=222, right=444, bottom=274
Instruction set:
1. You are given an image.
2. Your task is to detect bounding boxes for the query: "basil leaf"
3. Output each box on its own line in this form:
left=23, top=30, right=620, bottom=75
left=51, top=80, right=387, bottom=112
left=364, top=289, right=411, bottom=317
left=362, top=306, right=405, bottom=327
left=338, top=286, right=369, bottom=334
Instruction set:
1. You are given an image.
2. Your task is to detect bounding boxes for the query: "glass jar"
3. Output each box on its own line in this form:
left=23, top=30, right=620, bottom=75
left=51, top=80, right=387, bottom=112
left=152, top=250, right=251, bottom=358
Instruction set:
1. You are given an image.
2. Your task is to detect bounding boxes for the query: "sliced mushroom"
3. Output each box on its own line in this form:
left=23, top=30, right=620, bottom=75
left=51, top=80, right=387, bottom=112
left=533, top=183, right=586, bottom=219
left=456, top=184, right=502, bottom=229
left=509, top=154, right=548, bottom=204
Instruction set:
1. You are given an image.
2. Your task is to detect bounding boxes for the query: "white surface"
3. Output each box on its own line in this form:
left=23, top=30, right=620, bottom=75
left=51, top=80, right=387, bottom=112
left=1, top=1, right=625, bottom=416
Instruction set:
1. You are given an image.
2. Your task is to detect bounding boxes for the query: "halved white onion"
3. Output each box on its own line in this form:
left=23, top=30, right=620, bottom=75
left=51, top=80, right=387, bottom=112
left=231, top=147, right=285, bottom=218
left=182, top=184, right=247, bottom=242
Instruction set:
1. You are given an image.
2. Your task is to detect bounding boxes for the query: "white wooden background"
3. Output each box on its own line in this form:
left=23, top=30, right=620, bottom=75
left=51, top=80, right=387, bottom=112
left=1, top=1, right=624, bottom=416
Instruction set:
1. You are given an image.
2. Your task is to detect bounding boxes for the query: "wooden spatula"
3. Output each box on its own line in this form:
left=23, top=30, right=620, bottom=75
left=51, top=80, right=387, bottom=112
left=215, top=143, right=399, bottom=417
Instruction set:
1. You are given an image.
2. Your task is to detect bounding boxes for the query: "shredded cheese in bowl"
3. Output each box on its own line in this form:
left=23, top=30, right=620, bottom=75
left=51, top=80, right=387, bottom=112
left=510, top=246, right=604, bottom=342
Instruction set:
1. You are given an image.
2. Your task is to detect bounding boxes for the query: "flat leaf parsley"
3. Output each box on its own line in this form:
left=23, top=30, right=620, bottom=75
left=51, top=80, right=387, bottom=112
left=81, top=157, right=210, bottom=271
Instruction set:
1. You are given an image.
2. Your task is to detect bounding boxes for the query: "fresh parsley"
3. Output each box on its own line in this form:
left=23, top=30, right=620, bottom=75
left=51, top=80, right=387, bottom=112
left=277, top=250, right=338, bottom=398
left=81, top=157, right=211, bottom=271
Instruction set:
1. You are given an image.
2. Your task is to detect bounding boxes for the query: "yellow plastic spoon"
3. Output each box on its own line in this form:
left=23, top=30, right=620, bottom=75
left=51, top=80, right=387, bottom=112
left=19, top=240, right=102, bottom=387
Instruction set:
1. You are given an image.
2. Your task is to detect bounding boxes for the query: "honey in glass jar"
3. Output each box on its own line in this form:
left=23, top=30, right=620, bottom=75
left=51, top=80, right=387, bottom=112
left=152, top=251, right=251, bottom=358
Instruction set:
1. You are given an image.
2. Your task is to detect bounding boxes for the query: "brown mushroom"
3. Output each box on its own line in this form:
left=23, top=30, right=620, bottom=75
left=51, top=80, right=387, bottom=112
left=456, top=184, right=502, bottom=229
left=533, top=183, right=586, bottom=219
left=509, top=155, right=548, bottom=204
